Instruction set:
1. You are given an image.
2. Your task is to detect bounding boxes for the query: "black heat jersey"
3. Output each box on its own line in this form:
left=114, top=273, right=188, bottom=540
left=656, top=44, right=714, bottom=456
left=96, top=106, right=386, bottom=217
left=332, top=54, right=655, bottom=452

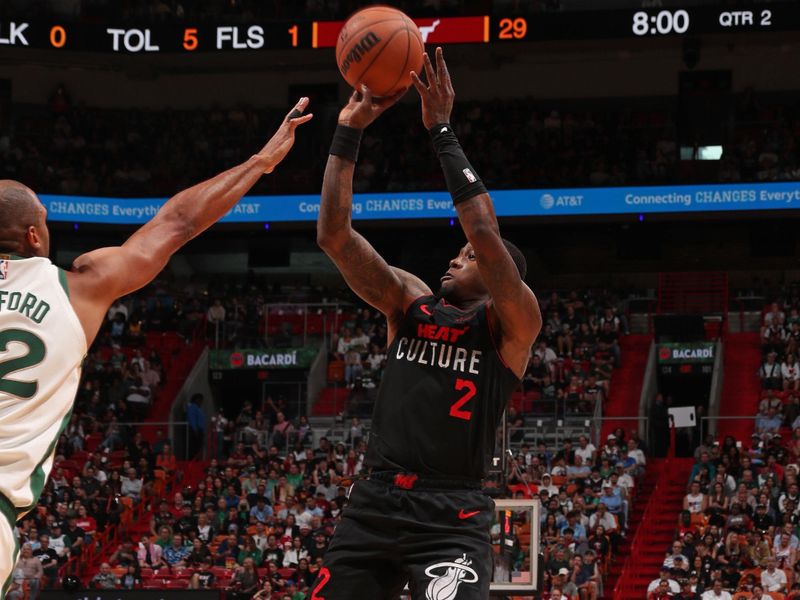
left=365, top=295, right=521, bottom=480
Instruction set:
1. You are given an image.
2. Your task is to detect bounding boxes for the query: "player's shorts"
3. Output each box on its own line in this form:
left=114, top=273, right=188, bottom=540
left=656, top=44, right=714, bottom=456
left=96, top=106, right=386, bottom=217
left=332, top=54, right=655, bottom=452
left=0, top=494, right=20, bottom=598
left=311, top=472, right=494, bottom=600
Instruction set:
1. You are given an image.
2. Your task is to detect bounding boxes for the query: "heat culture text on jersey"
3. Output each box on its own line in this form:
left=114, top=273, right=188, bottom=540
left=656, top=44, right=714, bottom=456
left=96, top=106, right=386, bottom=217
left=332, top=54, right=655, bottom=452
left=394, top=323, right=482, bottom=375
left=365, top=295, right=520, bottom=479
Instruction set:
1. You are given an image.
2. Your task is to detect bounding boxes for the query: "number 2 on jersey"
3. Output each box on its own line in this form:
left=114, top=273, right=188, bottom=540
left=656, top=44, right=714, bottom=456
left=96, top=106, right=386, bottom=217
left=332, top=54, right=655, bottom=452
left=450, top=378, right=476, bottom=421
left=0, top=329, right=45, bottom=399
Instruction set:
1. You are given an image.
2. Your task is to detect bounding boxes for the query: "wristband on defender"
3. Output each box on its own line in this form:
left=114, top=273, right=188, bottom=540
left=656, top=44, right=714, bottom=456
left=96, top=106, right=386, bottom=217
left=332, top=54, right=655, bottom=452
left=429, top=123, right=488, bottom=205
left=329, top=124, right=363, bottom=163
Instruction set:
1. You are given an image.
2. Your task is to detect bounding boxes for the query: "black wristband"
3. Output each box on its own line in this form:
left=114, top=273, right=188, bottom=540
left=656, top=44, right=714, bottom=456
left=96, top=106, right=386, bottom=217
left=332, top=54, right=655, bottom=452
left=329, top=124, right=363, bottom=163
left=429, top=123, right=488, bottom=205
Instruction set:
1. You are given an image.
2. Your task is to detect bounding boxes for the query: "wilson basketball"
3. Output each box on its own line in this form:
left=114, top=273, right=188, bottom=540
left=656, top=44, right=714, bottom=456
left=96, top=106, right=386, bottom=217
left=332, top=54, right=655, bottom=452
left=336, top=6, right=424, bottom=97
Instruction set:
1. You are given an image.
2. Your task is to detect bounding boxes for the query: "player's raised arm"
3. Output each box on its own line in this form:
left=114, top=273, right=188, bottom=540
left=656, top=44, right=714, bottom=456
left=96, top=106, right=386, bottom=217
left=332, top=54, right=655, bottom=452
left=411, top=48, right=542, bottom=376
left=317, top=87, right=430, bottom=332
left=67, top=98, right=313, bottom=343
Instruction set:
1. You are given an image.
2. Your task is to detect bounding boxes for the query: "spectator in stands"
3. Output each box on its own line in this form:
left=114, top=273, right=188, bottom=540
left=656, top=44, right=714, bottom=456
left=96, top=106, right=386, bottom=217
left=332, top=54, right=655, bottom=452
left=589, top=503, right=619, bottom=551
left=773, top=533, right=796, bottom=568
left=188, top=559, right=216, bottom=589
left=282, top=537, right=308, bottom=568
left=211, top=408, right=230, bottom=459
left=575, top=435, right=596, bottom=465
left=188, top=538, right=212, bottom=566
left=229, top=556, right=260, bottom=600
left=783, top=354, right=800, bottom=391
left=216, top=533, right=241, bottom=567
left=335, top=327, right=354, bottom=360
left=162, top=533, right=190, bottom=567
left=252, top=580, right=275, bottom=600
left=759, top=389, right=783, bottom=415
left=601, top=434, right=621, bottom=461
left=120, top=564, right=141, bottom=590
left=703, top=578, right=733, bottom=600
left=690, top=451, right=717, bottom=483
left=626, top=438, right=646, bottom=468
left=778, top=484, right=800, bottom=515
left=125, top=377, right=152, bottom=418
left=684, top=481, right=709, bottom=515
left=665, top=540, right=691, bottom=569
left=63, top=516, right=85, bottom=560
left=15, top=543, right=43, bottom=600
left=48, top=523, right=69, bottom=564
left=262, top=535, right=283, bottom=566
left=760, top=352, right=783, bottom=390
left=599, top=482, right=624, bottom=526
left=109, top=540, right=137, bottom=567
left=250, top=495, right=273, bottom=523
left=676, top=580, right=701, bottom=600
left=271, top=412, right=293, bottom=449
left=91, top=562, right=119, bottom=590
left=155, top=443, right=177, bottom=474
left=187, top=393, right=207, bottom=459
left=6, top=568, right=25, bottom=600
left=343, top=343, right=363, bottom=388
left=749, top=584, right=774, bottom=600
left=761, top=557, right=788, bottom=593
left=756, top=407, right=784, bottom=435
left=207, top=299, right=226, bottom=339
left=238, top=535, right=263, bottom=567
left=562, top=511, right=588, bottom=544
left=649, top=566, right=681, bottom=595
left=574, top=551, right=599, bottom=600
left=538, top=473, right=559, bottom=497
left=721, top=561, right=741, bottom=591
left=121, top=467, right=143, bottom=502
left=33, top=535, right=59, bottom=586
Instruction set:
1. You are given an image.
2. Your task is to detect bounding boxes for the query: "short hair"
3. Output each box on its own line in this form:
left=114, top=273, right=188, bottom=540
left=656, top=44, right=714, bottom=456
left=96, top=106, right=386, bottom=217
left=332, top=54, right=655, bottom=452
left=502, top=238, right=527, bottom=280
left=0, top=180, right=39, bottom=250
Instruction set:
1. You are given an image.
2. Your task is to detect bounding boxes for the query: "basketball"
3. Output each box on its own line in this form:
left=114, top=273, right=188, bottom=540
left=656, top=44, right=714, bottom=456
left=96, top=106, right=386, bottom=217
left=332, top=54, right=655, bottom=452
left=335, top=5, right=424, bottom=97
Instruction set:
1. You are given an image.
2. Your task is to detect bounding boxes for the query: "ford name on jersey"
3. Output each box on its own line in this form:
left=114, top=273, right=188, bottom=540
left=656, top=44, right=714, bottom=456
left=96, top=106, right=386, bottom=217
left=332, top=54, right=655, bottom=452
left=0, top=290, right=51, bottom=323
left=394, top=322, right=482, bottom=375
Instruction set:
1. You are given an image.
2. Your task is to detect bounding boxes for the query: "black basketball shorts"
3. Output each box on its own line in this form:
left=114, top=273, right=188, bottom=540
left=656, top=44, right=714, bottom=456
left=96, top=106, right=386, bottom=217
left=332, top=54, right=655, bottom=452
left=309, top=473, right=495, bottom=600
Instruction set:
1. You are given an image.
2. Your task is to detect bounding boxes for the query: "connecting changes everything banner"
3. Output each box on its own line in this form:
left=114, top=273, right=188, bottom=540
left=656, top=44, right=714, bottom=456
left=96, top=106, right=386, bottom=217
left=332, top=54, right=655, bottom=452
left=40, top=181, right=800, bottom=225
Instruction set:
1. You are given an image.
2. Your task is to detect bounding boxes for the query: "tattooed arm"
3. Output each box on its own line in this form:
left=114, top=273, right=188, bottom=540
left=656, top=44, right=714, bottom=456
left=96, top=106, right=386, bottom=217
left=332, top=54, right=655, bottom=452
left=317, top=87, right=430, bottom=339
left=411, top=48, right=541, bottom=377
left=455, top=194, right=541, bottom=376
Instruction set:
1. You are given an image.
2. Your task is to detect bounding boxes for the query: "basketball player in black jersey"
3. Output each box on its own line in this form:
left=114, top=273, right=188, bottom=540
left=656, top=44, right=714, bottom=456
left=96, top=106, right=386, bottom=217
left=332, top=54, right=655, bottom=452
left=312, top=48, right=541, bottom=600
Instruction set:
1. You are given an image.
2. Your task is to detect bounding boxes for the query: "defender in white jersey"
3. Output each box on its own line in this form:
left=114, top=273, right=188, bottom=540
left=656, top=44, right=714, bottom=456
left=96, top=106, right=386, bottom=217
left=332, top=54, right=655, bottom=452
left=0, top=98, right=312, bottom=594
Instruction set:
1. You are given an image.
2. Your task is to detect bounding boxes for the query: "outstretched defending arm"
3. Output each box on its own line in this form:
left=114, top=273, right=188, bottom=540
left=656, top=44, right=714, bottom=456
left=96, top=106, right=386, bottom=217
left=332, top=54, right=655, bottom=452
left=68, top=98, right=313, bottom=344
left=317, top=87, right=430, bottom=337
left=411, top=48, right=541, bottom=377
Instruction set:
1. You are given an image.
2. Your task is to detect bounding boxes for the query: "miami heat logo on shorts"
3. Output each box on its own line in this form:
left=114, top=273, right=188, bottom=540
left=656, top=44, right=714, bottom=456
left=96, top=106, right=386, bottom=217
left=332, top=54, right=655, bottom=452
left=424, top=553, right=478, bottom=600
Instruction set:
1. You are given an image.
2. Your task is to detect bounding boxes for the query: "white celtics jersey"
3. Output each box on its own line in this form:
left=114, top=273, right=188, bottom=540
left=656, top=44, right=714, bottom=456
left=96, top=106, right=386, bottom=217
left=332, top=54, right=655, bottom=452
left=0, top=255, right=85, bottom=516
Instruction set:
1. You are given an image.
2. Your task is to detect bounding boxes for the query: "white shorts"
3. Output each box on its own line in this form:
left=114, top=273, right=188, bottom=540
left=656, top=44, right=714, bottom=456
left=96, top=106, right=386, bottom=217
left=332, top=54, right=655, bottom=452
left=0, top=505, right=19, bottom=598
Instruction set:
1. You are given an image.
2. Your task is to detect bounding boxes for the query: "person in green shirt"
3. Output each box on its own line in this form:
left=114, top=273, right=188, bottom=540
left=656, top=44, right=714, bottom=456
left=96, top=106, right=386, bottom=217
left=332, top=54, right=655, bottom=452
left=286, top=463, right=304, bottom=489
left=265, top=469, right=280, bottom=500
left=238, top=536, right=263, bottom=567
left=213, top=498, right=228, bottom=531
left=284, top=580, right=306, bottom=600
left=155, top=526, right=172, bottom=549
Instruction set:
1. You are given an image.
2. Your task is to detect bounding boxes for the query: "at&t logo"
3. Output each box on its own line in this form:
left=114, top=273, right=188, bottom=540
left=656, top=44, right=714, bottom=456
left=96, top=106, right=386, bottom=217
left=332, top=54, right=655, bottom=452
left=539, top=193, right=584, bottom=210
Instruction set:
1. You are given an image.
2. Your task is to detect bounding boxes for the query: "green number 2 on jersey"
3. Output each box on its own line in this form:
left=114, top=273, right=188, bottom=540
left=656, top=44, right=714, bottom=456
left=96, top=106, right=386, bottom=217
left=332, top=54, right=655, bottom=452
left=0, top=329, right=45, bottom=398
